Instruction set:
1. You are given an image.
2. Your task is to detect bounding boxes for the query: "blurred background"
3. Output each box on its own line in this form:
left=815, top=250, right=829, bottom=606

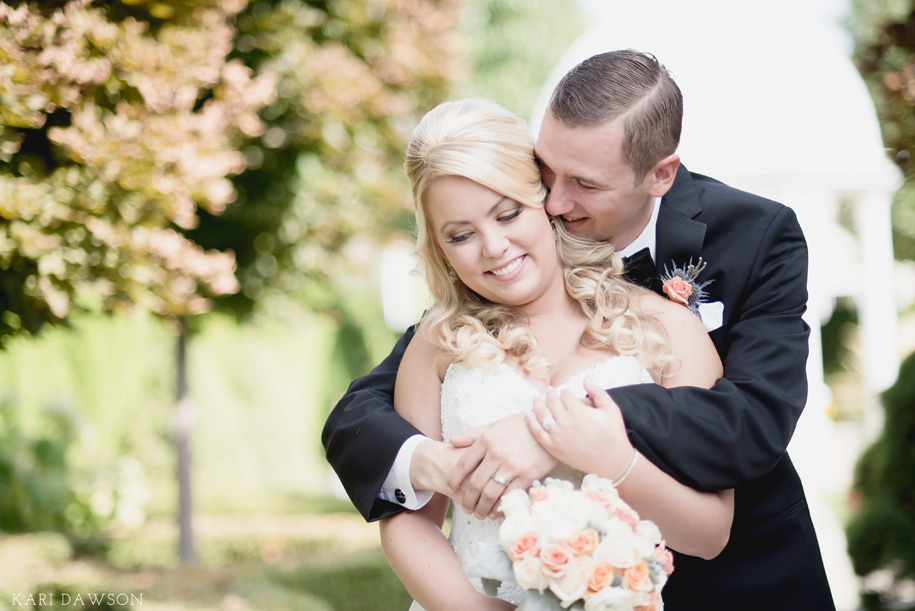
left=1, top=0, right=914, bottom=609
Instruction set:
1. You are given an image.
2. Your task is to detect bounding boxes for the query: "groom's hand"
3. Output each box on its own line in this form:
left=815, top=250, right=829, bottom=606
left=410, top=440, right=468, bottom=502
left=448, top=412, right=559, bottom=518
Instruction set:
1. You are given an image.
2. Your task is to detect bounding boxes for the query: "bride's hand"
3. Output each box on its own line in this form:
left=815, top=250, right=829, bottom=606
left=447, top=412, right=559, bottom=519
left=526, top=379, right=633, bottom=478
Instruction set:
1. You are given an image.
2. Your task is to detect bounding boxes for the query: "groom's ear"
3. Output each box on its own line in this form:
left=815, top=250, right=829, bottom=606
left=646, top=154, right=680, bottom=197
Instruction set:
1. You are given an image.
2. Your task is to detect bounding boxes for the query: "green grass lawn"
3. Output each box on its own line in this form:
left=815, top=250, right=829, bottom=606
left=0, top=511, right=413, bottom=610
left=0, top=302, right=416, bottom=609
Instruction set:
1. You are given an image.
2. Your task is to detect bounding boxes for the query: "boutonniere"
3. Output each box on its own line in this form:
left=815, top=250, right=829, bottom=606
left=661, top=258, right=714, bottom=316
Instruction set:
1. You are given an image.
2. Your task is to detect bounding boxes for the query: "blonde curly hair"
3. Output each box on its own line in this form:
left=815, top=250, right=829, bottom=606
left=405, top=98, right=672, bottom=376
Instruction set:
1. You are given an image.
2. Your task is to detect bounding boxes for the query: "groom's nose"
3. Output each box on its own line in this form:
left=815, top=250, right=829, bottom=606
left=545, top=183, right=574, bottom=217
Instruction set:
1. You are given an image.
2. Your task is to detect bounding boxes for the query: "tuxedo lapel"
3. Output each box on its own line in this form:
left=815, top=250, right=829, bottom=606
left=654, top=165, right=707, bottom=276
left=622, top=247, right=659, bottom=291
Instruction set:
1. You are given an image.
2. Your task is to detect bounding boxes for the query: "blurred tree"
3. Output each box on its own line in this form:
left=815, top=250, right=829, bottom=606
left=846, top=350, right=915, bottom=610
left=0, top=398, right=96, bottom=539
left=849, top=6, right=915, bottom=606
left=0, top=0, right=275, bottom=562
left=0, top=0, right=275, bottom=343
left=186, top=0, right=465, bottom=427
left=455, top=0, right=583, bottom=120
left=853, top=0, right=915, bottom=261
left=1, top=0, right=466, bottom=554
left=189, top=0, right=464, bottom=320
left=0, top=0, right=573, bottom=555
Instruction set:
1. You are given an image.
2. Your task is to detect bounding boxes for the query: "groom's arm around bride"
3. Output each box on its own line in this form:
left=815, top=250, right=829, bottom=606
left=322, top=49, right=835, bottom=611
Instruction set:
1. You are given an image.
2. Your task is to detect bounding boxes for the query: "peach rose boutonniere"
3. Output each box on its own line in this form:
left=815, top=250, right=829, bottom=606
left=661, top=258, right=714, bottom=316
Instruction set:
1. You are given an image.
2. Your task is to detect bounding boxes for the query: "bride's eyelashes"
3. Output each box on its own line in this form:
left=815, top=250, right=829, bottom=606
left=446, top=232, right=472, bottom=244
left=443, top=206, right=523, bottom=244
left=497, top=206, right=523, bottom=222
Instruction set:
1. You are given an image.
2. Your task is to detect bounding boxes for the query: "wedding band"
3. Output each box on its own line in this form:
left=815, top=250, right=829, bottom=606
left=541, top=415, right=556, bottom=432
left=492, top=474, right=510, bottom=486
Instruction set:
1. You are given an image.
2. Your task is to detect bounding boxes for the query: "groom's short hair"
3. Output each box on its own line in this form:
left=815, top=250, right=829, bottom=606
left=548, top=49, right=683, bottom=181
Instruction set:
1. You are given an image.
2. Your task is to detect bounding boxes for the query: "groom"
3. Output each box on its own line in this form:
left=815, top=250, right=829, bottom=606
left=323, top=50, right=835, bottom=610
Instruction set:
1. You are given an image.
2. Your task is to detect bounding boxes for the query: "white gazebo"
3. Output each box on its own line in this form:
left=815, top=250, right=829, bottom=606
left=528, top=2, right=902, bottom=609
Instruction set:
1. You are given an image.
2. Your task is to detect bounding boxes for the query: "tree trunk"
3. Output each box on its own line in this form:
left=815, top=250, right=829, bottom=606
left=175, top=317, right=199, bottom=564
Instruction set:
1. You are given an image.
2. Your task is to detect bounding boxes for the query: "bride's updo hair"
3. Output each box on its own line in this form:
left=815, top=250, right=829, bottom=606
left=405, top=98, right=671, bottom=376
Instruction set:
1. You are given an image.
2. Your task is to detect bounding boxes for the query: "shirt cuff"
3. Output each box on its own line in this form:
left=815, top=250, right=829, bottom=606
left=379, top=434, right=434, bottom=510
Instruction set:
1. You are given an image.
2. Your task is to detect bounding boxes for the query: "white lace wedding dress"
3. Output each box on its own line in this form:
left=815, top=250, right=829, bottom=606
left=408, top=355, right=654, bottom=610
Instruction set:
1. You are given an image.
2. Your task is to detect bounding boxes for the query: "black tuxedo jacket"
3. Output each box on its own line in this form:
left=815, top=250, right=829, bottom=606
left=322, top=165, right=835, bottom=610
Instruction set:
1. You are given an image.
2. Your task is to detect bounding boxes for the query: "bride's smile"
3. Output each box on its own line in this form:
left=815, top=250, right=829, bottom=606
left=487, top=255, right=525, bottom=278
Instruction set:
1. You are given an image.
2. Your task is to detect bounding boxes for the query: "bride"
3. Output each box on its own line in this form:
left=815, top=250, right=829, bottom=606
left=379, top=98, right=733, bottom=610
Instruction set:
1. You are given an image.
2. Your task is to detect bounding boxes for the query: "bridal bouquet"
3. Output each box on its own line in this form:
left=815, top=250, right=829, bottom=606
left=468, top=474, right=674, bottom=611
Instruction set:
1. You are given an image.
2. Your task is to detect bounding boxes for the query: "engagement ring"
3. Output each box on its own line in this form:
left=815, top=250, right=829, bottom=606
left=541, top=415, right=556, bottom=431
left=492, top=473, right=510, bottom=486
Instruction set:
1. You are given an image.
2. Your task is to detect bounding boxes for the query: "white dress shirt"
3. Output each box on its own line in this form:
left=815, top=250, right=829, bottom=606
left=616, top=196, right=661, bottom=260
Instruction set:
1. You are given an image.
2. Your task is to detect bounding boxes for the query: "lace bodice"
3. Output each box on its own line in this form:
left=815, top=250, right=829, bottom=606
left=441, top=355, right=654, bottom=604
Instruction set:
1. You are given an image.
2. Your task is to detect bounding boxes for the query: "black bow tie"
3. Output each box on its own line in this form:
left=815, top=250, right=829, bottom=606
left=622, top=247, right=659, bottom=291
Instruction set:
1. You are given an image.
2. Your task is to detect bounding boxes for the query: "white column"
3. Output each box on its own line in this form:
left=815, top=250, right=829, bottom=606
left=381, top=241, right=427, bottom=333
left=853, top=190, right=899, bottom=429
left=784, top=186, right=861, bottom=611
left=780, top=186, right=833, bottom=419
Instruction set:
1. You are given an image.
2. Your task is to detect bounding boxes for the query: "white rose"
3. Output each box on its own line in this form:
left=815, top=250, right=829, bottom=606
left=499, top=514, right=536, bottom=550
left=636, top=520, right=662, bottom=546
left=499, top=488, right=531, bottom=519
left=540, top=514, right=580, bottom=544
left=549, top=555, right=593, bottom=608
left=543, top=477, right=575, bottom=493
left=593, top=529, right=640, bottom=569
left=564, top=491, right=606, bottom=528
left=582, top=474, right=619, bottom=498
left=603, top=520, right=638, bottom=542
left=513, top=557, right=549, bottom=592
left=583, top=586, right=638, bottom=611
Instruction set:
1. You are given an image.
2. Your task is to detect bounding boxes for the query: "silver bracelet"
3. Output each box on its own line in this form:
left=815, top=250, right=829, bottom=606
left=612, top=449, right=639, bottom=488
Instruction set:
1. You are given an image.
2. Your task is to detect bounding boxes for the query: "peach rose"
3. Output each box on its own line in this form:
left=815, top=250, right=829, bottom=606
left=585, top=488, right=616, bottom=509
left=662, top=276, right=692, bottom=305
left=612, top=506, right=640, bottom=531
left=586, top=561, right=616, bottom=597
left=540, top=543, right=573, bottom=578
left=653, top=543, right=675, bottom=576
left=509, top=530, right=541, bottom=561
left=568, top=528, right=600, bottom=556
left=530, top=486, right=550, bottom=504
left=624, top=560, right=655, bottom=593
left=633, top=590, right=663, bottom=611
left=632, top=590, right=661, bottom=611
